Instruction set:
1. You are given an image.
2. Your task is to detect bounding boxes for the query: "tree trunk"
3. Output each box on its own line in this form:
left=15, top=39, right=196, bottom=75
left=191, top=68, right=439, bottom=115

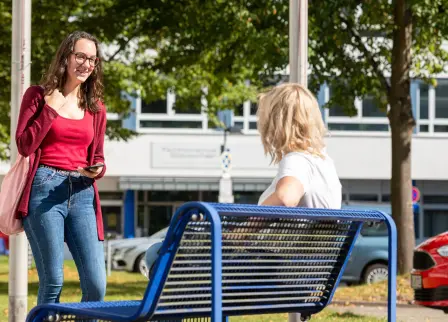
left=388, top=0, right=415, bottom=275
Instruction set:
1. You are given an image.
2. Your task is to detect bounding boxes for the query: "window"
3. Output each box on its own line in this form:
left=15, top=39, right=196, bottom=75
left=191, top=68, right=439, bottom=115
left=136, top=204, right=172, bottom=237
left=250, top=102, right=258, bottom=115
left=148, top=191, right=199, bottom=202
left=137, top=205, right=145, bottom=232
left=423, top=195, right=448, bottom=204
left=172, top=92, right=203, bottom=114
left=328, top=124, right=388, bottom=131
left=235, top=104, right=244, bottom=116
left=140, top=120, right=202, bottom=129
left=99, top=192, right=124, bottom=200
left=233, top=121, right=244, bottom=131
left=349, top=194, right=379, bottom=202
left=420, top=83, right=429, bottom=119
left=434, top=125, right=448, bottom=132
left=201, top=191, right=219, bottom=202
left=362, top=95, right=386, bottom=117
left=424, top=209, right=448, bottom=237
left=435, top=79, right=448, bottom=118
left=141, top=99, right=167, bottom=114
left=234, top=191, right=260, bottom=204
left=147, top=206, right=174, bottom=234
left=328, top=87, right=347, bottom=117
left=419, top=125, right=429, bottom=132
left=173, top=104, right=201, bottom=114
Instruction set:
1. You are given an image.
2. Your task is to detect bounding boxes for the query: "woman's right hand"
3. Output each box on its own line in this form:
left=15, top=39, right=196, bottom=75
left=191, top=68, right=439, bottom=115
left=44, top=89, right=66, bottom=111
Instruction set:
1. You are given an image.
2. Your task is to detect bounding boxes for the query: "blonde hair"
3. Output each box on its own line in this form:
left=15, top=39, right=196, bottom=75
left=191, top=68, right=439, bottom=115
left=257, top=83, right=327, bottom=164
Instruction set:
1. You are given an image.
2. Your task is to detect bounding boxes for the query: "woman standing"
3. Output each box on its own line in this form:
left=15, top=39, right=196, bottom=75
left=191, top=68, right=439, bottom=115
left=16, top=31, right=107, bottom=304
left=256, top=83, right=342, bottom=209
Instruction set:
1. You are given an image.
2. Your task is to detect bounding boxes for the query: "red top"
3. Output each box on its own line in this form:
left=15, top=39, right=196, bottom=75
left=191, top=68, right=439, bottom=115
left=40, top=111, right=94, bottom=170
left=15, top=86, right=107, bottom=240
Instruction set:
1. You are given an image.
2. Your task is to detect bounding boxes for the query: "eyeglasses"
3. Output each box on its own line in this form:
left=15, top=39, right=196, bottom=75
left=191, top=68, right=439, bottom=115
left=72, top=52, right=100, bottom=67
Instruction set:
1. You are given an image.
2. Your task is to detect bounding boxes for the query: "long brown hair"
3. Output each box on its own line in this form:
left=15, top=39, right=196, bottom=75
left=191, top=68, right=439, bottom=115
left=40, top=31, right=104, bottom=113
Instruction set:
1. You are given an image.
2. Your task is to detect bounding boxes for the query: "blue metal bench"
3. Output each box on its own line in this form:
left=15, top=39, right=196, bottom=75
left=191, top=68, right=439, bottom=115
left=26, top=202, right=397, bottom=322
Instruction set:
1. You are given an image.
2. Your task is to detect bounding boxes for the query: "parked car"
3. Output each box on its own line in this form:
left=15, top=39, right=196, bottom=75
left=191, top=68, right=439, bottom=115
left=112, top=227, right=168, bottom=275
left=342, top=220, right=389, bottom=284
left=411, top=231, right=448, bottom=314
left=339, top=203, right=391, bottom=284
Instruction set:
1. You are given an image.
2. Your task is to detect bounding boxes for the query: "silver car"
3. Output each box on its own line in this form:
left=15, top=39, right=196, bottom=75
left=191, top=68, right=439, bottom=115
left=111, top=228, right=168, bottom=275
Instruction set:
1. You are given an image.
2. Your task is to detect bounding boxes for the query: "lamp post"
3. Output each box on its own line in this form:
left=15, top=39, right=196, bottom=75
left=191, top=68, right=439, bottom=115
left=289, top=1, right=308, bottom=321
left=289, top=0, right=308, bottom=86
left=9, top=0, right=31, bottom=321
left=217, top=110, right=235, bottom=204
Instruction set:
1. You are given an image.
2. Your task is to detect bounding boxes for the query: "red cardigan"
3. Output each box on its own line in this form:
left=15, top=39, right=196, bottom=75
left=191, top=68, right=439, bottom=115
left=16, top=86, right=107, bottom=241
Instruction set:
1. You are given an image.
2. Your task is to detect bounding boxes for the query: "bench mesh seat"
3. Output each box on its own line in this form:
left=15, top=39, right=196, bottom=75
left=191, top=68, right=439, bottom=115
left=154, top=217, right=356, bottom=317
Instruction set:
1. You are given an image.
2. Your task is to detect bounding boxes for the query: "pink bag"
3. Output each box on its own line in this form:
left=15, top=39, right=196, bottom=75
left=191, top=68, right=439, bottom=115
left=0, top=154, right=29, bottom=235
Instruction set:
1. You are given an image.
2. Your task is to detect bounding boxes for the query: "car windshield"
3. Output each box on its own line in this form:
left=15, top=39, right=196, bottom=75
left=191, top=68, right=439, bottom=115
left=361, top=222, right=388, bottom=237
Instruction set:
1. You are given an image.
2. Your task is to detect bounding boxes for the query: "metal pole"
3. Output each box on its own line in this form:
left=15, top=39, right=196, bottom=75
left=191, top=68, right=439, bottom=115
left=289, top=1, right=308, bottom=321
left=107, top=240, right=112, bottom=277
left=218, top=138, right=234, bottom=204
left=9, top=0, right=31, bottom=321
left=289, top=0, right=308, bottom=87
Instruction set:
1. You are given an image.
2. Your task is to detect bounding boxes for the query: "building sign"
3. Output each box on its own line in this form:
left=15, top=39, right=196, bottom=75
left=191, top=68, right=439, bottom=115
left=151, top=143, right=221, bottom=169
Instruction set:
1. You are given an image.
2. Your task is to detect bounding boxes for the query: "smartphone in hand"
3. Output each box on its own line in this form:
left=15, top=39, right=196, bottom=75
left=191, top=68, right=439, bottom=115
left=83, top=163, right=104, bottom=172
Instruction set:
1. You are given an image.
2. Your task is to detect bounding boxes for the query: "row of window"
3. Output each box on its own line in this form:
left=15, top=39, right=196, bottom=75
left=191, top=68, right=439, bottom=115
left=116, top=79, right=448, bottom=134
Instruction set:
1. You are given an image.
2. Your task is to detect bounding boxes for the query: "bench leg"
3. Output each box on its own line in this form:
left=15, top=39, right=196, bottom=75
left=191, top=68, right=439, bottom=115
left=386, top=215, right=397, bottom=322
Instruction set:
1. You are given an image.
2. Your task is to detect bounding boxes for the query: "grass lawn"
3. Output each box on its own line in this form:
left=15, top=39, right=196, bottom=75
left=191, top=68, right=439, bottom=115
left=333, top=274, right=413, bottom=305
left=0, top=255, right=395, bottom=322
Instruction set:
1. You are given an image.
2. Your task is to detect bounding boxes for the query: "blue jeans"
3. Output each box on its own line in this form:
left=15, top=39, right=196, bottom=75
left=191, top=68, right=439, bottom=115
left=23, top=167, right=106, bottom=305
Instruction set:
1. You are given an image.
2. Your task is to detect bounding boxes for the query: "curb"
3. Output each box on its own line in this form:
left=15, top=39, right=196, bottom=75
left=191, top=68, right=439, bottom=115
left=330, top=300, right=419, bottom=308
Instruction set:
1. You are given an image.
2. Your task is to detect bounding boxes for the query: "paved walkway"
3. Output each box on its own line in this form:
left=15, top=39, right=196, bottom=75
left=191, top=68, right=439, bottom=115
left=329, top=304, right=447, bottom=322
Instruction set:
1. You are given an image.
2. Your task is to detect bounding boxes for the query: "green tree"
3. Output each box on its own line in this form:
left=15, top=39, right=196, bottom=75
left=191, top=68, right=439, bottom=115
left=308, top=0, right=448, bottom=274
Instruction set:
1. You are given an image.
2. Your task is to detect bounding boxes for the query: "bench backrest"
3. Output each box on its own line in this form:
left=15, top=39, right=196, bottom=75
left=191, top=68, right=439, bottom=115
left=143, top=202, right=386, bottom=321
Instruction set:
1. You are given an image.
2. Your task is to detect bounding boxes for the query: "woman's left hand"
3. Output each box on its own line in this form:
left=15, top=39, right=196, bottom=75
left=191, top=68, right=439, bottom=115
left=77, top=164, right=104, bottom=179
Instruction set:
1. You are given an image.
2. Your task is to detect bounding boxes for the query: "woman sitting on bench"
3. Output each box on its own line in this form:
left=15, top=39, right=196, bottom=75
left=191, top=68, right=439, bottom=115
left=256, top=83, right=342, bottom=210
